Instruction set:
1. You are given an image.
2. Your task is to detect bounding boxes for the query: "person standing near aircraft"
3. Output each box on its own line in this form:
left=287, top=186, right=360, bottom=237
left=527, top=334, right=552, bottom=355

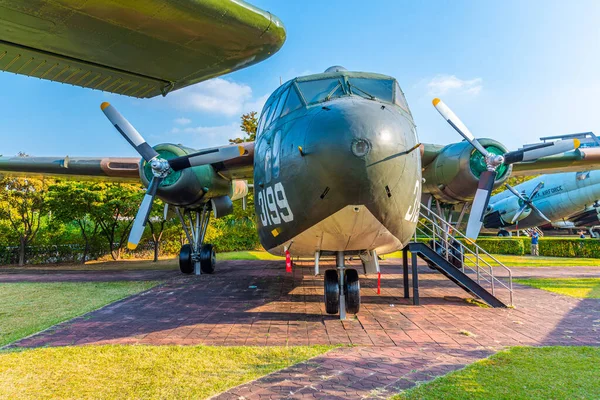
left=530, top=231, right=540, bottom=256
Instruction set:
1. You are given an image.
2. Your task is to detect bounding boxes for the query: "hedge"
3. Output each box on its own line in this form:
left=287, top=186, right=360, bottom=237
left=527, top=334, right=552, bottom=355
left=418, top=236, right=600, bottom=257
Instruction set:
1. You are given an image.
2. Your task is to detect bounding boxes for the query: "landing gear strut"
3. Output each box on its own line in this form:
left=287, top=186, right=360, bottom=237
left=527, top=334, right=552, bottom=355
left=323, top=251, right=360, bottom=319
left=176, top=204, right=215, bottom=275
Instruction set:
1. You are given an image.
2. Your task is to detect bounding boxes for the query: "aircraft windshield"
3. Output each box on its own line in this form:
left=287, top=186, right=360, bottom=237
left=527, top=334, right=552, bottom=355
left=296, top=76, right=396, bottom=106
left=348, top=78, right=393, bottom=102
left=297, top=78, right=345, bottom=105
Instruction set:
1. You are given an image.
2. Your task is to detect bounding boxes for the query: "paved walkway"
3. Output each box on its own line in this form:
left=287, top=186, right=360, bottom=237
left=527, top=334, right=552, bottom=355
left=4, top=259, right=600, bottom=399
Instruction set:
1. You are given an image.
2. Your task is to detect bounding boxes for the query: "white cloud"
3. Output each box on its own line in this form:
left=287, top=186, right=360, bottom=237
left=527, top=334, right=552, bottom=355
left=174, top=117, right=191, bottom=125
left=168, top=122, right=244, bottom=148
left=243, top=93, right=270, bottom=114
left=166, top=78, right=254, bottom=116
left=426, top=75, right=483, bottom=97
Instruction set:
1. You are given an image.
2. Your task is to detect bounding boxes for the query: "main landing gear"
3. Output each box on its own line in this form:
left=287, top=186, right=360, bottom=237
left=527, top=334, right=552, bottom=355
left=176, top=204, right=216, bottom=275
left=324, top=251, right=360, bottom=318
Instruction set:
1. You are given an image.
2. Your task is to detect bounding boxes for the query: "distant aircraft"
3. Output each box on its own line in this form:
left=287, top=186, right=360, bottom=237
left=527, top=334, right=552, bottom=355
left=484, top=168, right=600, bottom=236
left=0, top=0, right=594, bottom=316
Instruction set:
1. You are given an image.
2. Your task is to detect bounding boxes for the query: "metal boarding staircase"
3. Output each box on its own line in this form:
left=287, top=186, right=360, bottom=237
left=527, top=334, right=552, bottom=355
left=409, top=204, right=514, bottom=307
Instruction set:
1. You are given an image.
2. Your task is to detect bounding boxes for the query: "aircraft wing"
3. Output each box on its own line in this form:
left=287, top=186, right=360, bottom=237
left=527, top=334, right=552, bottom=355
left=511, top=147, right=600, bottom=176
left=0, top=155, right=141, bottom=181
left=0, top=142, right=255, bottom=181
left=0, top=0, right=285, bottom=98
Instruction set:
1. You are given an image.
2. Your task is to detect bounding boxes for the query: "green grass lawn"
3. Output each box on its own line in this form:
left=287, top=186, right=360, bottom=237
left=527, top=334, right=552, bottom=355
left=0, top=258, right=178, bottom=271
left=470, top=254, right=600, bottom=267
left=217, top=250, right=283, bottom=261
left=0, top=345, right=332, bottom=399
left=0, top=281, right=158, bottom=347
left=514, top=278, right=600, bottom=298
left=384, top=251, right=600, bottom=267
left=394, top=346, right=600, bottom=400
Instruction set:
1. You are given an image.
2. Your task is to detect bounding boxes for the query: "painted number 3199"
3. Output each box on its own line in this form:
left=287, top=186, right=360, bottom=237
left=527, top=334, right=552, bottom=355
left=257, top=182, right=294, bottom=227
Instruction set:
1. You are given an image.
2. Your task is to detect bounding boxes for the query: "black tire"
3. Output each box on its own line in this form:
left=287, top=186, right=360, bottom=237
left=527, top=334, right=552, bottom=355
left=344, top=269, right=361, bottom=314
left=324, top=269, right=339, bottom=315
left=200, top=243, right=216, bottom=274
left=179, top=244, right=193, bottom=274
left=497, top=230, right=510, bottom=237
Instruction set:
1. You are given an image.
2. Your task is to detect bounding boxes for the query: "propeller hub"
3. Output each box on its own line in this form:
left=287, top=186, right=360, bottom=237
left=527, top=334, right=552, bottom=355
left=485, top=154, right=505, bottom=169
left=150, top=158, right=171, bottom=178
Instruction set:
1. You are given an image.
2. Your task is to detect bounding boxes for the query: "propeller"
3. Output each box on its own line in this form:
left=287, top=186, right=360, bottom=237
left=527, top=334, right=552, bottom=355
left=100, top=102, right=246, bottom=249
left=505, top=182, right=550, bottom=224
left=432, top=98, right=579, bottom=239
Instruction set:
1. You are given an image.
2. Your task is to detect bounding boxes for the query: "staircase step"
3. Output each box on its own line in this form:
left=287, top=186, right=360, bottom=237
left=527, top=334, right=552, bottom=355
left=409, top=242, right=507, bottom=308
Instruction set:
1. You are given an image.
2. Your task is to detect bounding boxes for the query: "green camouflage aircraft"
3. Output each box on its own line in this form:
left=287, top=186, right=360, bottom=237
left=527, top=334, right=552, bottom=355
left=0, top=0, right=597, bottom=316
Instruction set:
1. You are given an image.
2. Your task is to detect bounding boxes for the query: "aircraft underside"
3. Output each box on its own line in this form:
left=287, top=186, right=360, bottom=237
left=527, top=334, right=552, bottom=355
left=266, top=204, right=403, bottom=257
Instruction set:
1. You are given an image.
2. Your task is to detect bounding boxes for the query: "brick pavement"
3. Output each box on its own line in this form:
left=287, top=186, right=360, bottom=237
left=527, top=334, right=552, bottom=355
left=3, top=259, right=600, bottom=399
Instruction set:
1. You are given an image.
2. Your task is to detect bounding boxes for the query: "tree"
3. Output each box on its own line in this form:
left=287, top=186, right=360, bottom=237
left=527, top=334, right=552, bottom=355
left=229, top=111, right=258, bottom=144
left=0, top=177, right=48, bottom=266
left=47, top=181, right=102, bottom=263
left=146, top=199, right=176, bottom=262
left=91, top=183, right=143, bottom=260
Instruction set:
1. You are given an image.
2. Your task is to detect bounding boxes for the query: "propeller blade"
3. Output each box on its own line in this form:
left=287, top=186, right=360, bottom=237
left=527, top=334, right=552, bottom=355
left=466, top=169, right=497, bottom=239
left=530, top=204, right=552, bottom=223
left=510, top=204, right=529, bottom=224
left=432, top=98, right=489, bottom=157
left=163, top=203, right=169, bottom=221
left=528, top=181, right=545, bottom=200
left=503, top=139, right=580, bottom=164
left=127, top=177, right=163, bottom=250
left=505, top=184, right=525, bottom=201
left=168, top=145, right=246, bottom=171
left=101, top=102, right=159, bottom=162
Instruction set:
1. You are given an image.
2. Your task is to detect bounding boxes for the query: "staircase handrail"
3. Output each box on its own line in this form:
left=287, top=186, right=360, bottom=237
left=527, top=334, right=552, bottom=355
left=416, top=204, right=513, bottom=305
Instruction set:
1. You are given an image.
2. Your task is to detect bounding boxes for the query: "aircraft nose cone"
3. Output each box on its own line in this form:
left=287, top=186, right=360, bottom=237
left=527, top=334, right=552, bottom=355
left=302, top=97, right=419, bottom=203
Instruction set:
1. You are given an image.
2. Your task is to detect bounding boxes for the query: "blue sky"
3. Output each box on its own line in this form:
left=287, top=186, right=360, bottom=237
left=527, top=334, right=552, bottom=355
left=1, top=0, right=599, bottom=157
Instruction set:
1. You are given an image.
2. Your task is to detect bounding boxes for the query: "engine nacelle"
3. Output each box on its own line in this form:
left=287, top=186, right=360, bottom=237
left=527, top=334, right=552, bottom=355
left=139, top=143, right=247, bottom=212
left=422, top=138, right=512, bottom=203
left=484, top=196, right=531, bottom=228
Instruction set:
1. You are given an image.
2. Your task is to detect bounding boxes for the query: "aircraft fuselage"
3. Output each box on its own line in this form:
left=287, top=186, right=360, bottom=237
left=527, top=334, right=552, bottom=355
left=484, top=170, right=600, bottom=231
left=253, top=70, right=421, bottom=256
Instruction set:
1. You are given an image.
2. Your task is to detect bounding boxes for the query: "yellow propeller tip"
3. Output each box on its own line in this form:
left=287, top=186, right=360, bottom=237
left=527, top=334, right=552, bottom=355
left=100, top=102, right=111, bottom=110
left=574, top=138, right=581, bottom=149
left=432, top=98, right=441, bottom=106
left=127, top=242, right=137, bottom=250
left=238, top=146, right=245, bottom=156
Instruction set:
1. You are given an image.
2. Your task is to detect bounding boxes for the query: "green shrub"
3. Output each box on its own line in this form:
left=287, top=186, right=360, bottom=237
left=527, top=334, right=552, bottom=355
left=465, top=238, right=525, bottom=256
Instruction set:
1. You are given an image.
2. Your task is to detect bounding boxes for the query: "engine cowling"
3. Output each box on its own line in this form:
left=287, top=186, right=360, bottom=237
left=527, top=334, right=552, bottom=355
left=484, top=196, right=531, bottom=228
left=139, top=143, right=248, bottom=211
left=422, top=138, right=512, bottom=203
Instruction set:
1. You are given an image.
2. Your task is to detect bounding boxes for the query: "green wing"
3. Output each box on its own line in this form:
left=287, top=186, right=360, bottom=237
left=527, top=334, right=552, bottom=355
left=511, top=148, right=600, bottom=176
left=0, top=156, right=140, bottom=181
left=0, top=0, right=286, bottom=98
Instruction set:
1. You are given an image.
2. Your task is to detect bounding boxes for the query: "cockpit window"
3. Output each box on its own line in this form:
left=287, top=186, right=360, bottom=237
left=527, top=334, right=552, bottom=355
left=280, top=85, right=302, bottom=117
left=348, top=78, right=393, bottom=103
left=297, top=78, right=345, bottom=105
left=257, top=103, right=271, bottom=135
left=394, top=82, right=410, bottom=113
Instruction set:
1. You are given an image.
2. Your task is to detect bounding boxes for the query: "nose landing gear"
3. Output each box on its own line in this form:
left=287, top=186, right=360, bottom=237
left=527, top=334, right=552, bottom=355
left=323, top=251, right=361, bottom=318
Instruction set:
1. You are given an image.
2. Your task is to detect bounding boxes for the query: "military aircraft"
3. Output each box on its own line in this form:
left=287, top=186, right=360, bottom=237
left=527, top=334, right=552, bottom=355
left=0, top=0, right=594, bottom=318
left=484, top=169, right=600, bottom=236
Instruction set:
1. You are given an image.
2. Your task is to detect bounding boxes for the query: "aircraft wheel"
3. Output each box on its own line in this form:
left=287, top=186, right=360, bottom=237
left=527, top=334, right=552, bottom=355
left=497, top=230, right=510, bottom=237
left=324, top=269, right=339, bottom=314
left=344, top=268, right=361, bottom=314
left=179, top=244, right=194, bottom=274
left=200, top=244, right=216, bottom=274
